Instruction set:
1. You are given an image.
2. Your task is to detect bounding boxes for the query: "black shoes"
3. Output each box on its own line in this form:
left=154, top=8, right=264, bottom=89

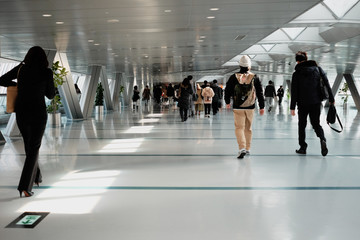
left=237, top=150, right=246, bottom=159
left=295, top=149, right=306, bottom=155
left=19, top=190, right=34, bottom=198
left=295, top=140, right=328, bottom=156
left=321, top=140, right=328, bottom=156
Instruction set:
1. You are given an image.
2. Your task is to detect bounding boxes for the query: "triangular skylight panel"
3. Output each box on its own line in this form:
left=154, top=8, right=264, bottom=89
left=261, top=44, right=275, bottom=52
left=248, top=55, right=256, bottom=59
left=340, top=0, right=360, bottom=20
left=290, top=3, right=336, bottom=23
left=281, top=27, right=306, bottom=40
left=295, top=28, right=326, bottom=43
left=323, top=0, right=359, bottom=18
left=243, top=45, right=267, bottom=54
left=260, top=29, right=290, bottom=43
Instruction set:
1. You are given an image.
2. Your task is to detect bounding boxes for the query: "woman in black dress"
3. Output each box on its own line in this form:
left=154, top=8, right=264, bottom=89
left=0, top=46, right=55, bottom=197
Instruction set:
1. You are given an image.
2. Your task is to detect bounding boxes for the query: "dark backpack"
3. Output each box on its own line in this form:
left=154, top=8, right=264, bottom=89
left=233, top=73, right=255, bottom=108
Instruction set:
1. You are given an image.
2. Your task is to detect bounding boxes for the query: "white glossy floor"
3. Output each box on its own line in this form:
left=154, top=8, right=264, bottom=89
left=0, top=102, right=360, bottom=240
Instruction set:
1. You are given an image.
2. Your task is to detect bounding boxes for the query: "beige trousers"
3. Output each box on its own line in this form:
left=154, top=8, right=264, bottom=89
left=233, top=109, right=254, bottom=150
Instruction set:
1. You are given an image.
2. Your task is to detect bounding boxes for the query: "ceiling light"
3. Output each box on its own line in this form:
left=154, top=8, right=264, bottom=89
left=56, top=22, right=64, bottom=25
left=42, top=14, right=52, bottom=17
left=88, top=40, right=94, bottom=43
left=94, top=43, right=100, bottom=46
left=161, top=46, right=168, bottom=49
left=164, top=10, right=172, bottom=13
left=207, top=16, right=216, bottom=19
left=107, top=19, right=119, bottom=23
left=200, top=36, right=206, bottom=39
left=210, top=8, right=219, bottom=11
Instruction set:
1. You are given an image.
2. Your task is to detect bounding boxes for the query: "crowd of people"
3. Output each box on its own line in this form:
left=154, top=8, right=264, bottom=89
left=0, top=46, right=335, bottom=198
left=131, top=52, right=333, bottom=160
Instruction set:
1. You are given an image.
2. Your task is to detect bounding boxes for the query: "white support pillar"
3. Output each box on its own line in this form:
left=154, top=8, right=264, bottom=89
left=325, top=73, right=343, bottom=107
left=100, top=66, right=113, bottom=111
left=111, top=73, right=123, bottom=110
left=344, top=74, right=360, bottom=111
left=80, top=66, right=102, bottom=119
left=55, top=52, right=83, bottom=120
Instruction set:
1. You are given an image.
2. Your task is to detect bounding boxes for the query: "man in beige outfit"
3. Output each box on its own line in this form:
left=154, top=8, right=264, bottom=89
left=225, top=55, right=265, bottom=158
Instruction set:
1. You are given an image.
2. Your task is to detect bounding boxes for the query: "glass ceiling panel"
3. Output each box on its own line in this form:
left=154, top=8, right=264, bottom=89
left=261, top=29, right=290, bottom=42
left=323, top=0, right=359, bottom=18
left=282, top=27, right=306, bottom=40
left=261, top=44, right=276, bottom=52
left=290, top=3, right=335, bottom=23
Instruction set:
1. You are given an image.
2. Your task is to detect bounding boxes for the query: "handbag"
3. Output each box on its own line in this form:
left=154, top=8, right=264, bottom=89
left=326, top=104, right=343, bottom=133
left=6, top=86, right=18, bottom=113
left=6, top=66, right=21, bottom=113
left=318, top=67, right=329, bottom=101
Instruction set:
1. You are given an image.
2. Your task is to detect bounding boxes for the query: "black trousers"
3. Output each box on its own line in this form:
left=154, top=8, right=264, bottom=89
left=204, top=104, right=211, bottom=115
left=297, top=103, right=325, bottom=149
left=16, top=119, right=46, bottom=192
left=212, top=100, right=219, bottom=115
left=179, top=107, right=188, bottom=121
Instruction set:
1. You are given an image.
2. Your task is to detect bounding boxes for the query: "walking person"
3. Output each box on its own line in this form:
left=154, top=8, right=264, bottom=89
left=0, top=46, right=55, bottom=197
left=142, top=85, right=151, bottom=106
left=202, top=82, right=215, bottom=118
left=178, top=77, right=193, bottom=122
left=211, top=79, right=222, bottom=115
left=167, top=83, right=175, bottom=105
left=132, top=85, right=140, bottom=111
left=225, top=55, right=265, bottom=159
left=188, top=75, right=196, bottom=117
left=194, top=83, right=204, bottom=115
left=264, top=80, right=276, bottom=112
left=277, top=85, right=284, bottom=105
left=290, top=51, right=334, bottom=156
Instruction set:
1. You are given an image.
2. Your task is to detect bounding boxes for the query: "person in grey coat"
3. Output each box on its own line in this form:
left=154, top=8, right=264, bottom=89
left=178, top=77, right=193, bottom=122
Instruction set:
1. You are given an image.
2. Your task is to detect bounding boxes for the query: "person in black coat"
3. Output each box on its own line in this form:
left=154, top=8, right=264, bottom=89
left=277, top=85, right=284, bottom=104
left=178, top=77, right=193, bottom=122
left=264, top=80, right=276, bottom=112
left=211, top=79, right=222, bottom=115
left=290, top=51, right=334, bottom=156
left=0, top=46, right=55, bottom=197
left=166, top=83, right=175, bottom=105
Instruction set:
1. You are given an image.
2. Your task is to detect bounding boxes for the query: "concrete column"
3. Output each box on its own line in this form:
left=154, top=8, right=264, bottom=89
left=55, top=52, right=83, bottom=120
left=100, top=66, right=113, bottom=111
left=344, top=74, right=360, bottom=111
left=80, top=66, right=102, bottom=119
left=111, top=73, right=123, bottom=110
left=0, top=130, right=5, bottom=145
left=325, top=73, right=343, bottom=107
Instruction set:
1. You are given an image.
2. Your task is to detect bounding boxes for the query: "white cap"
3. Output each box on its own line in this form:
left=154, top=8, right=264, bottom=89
left=238, top=55, right=251, bottom=68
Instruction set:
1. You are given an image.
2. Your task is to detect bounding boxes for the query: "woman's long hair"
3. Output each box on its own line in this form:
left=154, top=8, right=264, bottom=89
left=23, top=46, right=49, bottom=68
left=181, top=77, right=190, bottom=87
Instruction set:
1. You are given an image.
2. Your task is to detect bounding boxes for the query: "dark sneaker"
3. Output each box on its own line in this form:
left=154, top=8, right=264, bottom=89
left=295, top=149, right=306, bottom=154
left=321, top=140, right=328, bottom=156
left=237, top=150, right=246, bottom=159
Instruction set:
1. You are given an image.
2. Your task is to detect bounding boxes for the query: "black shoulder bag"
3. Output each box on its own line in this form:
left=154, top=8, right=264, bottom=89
left=318, top=67, right=329, bottom=101
left=327, top=104, right=343, bottom=133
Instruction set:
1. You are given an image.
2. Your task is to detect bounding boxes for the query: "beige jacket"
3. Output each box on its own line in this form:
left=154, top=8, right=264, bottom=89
left=202, top=87, right=215, bottom=104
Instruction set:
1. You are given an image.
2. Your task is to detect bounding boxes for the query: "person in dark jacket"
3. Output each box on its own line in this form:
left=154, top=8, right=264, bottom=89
left=225, top=55, right=265, bottom=159
left=264, top=80, right=276, bottom=112
left=166, top=83, right=174, bottom=105
left=277, top=85, right=284, bottom=104
left=211, top=79, right=222, bottom=115
left=290, top=51, right=335, bottom=156
left=0, top=46, right=55, bottom=197
left=178, top=77, right=193, bottom=122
